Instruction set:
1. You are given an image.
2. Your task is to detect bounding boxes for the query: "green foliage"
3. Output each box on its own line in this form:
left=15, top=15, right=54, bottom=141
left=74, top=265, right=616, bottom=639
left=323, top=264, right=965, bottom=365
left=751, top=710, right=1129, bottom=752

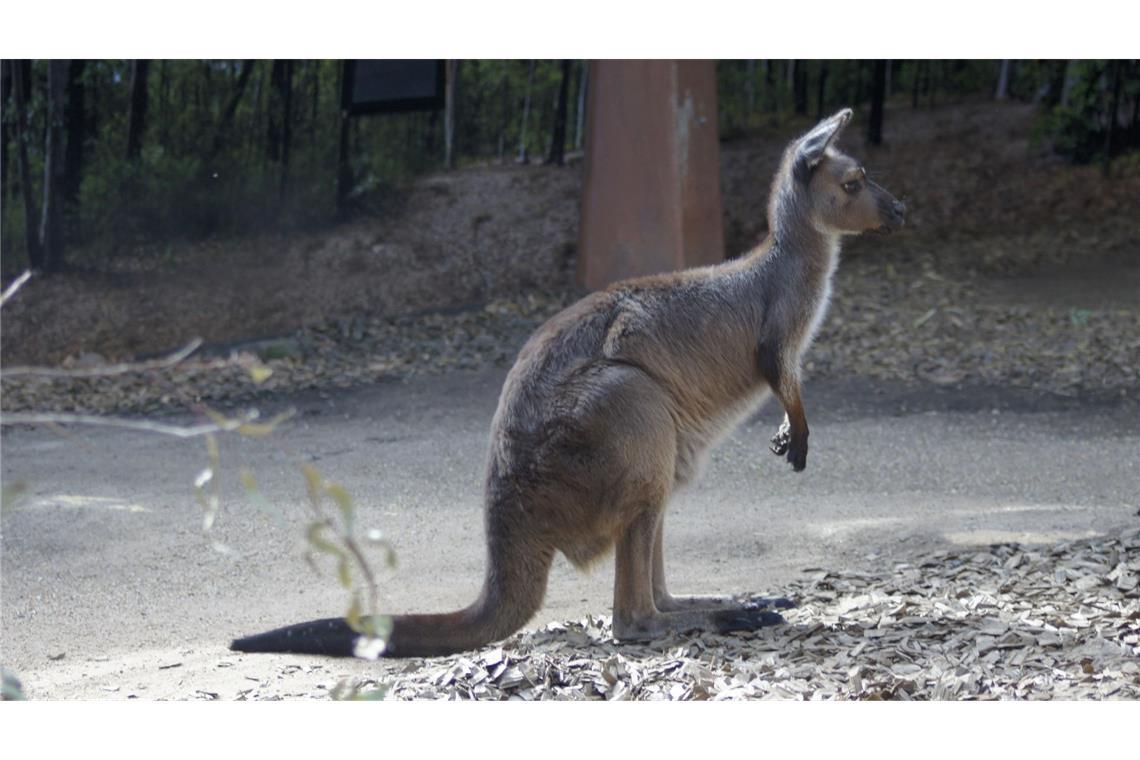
left=1, top=667, right=25, bottom=700
left=1043, top=60, right=1140, bottom=165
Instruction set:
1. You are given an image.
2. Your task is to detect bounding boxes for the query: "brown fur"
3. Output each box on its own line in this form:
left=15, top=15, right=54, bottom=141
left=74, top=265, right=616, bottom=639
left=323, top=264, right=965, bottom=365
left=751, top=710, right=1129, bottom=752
left=233, top=108, right=906, bottom=657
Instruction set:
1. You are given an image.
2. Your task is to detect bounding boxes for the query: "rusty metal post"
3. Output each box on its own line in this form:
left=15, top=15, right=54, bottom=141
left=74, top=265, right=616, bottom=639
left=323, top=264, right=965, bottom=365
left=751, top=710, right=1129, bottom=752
left=578, top=60, right=725, bottom=290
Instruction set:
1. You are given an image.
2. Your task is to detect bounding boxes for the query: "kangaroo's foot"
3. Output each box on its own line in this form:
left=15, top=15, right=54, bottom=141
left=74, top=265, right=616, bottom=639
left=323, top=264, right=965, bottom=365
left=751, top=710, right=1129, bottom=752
left=613, top=606, right=787, bottom=641
left=655, top=593, right=795, bottom=613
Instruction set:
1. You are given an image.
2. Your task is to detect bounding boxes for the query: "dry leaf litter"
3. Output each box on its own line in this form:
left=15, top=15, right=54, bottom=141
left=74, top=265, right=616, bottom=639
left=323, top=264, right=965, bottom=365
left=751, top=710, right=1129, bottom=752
left=222, top=527, right=1139, bottom=701
left=3, top=252, right=1138, bottom=417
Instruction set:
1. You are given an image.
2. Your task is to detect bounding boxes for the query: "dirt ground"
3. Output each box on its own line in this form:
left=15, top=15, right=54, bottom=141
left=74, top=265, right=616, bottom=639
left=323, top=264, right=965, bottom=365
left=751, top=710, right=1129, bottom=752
left=3, top=100, right=1137, bottom=369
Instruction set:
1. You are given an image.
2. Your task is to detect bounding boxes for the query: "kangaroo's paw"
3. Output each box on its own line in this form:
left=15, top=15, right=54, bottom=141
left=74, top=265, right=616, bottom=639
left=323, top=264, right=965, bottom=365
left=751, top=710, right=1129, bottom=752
left=745, top=596, right=796, bottom=610
left=710, top=607, right=787, bottom=634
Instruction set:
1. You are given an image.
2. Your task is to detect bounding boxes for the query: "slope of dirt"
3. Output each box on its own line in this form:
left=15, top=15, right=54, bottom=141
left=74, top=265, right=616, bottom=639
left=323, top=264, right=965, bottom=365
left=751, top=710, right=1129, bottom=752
left=1, top=164, right=582, bottom=366
left=5, top=100, right=1138, bottom=372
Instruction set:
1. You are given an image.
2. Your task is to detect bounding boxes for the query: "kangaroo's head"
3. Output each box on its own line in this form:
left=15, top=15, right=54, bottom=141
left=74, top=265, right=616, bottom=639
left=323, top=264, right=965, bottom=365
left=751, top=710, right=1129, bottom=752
left=771, top=108, right=906, bottom=237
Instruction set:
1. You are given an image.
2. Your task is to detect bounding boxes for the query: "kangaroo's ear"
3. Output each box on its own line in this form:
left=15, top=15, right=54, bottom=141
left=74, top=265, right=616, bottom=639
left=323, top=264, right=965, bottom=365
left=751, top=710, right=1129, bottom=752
left=795, top=108, right=853, bottom=176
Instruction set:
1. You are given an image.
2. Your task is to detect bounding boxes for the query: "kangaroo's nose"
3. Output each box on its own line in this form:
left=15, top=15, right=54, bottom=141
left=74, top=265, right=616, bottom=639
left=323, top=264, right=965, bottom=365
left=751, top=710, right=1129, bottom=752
left=893, top=200, right=907, bottom=216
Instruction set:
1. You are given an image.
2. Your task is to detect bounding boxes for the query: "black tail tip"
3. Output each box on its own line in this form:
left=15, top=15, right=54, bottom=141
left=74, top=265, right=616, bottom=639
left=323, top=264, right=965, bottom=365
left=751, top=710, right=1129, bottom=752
left=229, top=617, right=361, bottom=657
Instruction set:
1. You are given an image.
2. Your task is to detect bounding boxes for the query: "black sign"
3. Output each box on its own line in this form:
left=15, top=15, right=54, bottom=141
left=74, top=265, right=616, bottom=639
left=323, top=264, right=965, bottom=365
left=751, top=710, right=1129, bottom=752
left=344, top=60, right=445, bottom=115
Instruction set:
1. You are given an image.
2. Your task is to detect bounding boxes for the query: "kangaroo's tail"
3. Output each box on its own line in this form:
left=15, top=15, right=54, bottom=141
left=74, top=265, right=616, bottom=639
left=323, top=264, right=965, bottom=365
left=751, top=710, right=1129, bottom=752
left=231, top=530, right=554, bottom=658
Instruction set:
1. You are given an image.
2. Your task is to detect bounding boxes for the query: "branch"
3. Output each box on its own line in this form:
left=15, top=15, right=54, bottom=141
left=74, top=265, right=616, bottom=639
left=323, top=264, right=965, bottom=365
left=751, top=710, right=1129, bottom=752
left=0, top=406, right=296, bottom=439
left=1, top=338, right=203, bottom=379
left=0, top=409, right=261, bottom=438
left=0, top=270, right=32, bottom=309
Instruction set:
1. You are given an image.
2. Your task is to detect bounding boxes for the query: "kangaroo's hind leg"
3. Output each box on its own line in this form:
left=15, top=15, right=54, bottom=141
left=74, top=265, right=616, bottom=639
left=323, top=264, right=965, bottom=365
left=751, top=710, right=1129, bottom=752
left=612, top=508, right=786, bottom=641
left=650, top=513, right=794, bottom=614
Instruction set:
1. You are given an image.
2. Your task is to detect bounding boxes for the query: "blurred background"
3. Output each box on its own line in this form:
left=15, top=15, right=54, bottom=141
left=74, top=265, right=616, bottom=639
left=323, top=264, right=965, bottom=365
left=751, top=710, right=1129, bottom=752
left=2, top=60, right=1137, bottom=270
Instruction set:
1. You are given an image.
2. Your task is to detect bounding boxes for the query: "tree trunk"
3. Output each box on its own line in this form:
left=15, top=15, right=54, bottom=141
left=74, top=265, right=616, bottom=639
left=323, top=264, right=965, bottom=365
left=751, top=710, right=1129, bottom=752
left=1103, top=59, right=1123, bottom=176
left=1060, top=60, right=1079, bottom=107
left=517, top=60, right=535, bottom=163
left=574, top=60, right=587, bottom=150
left=1130, top=61, right=1139, bottom=133
left=1, top=61, right=11, bottom=205
left=793, top=60, right=808, bottom=116
left=445, top=59, right=458, bottom=169
left=868, top=60, right=886, bottom=146
left=62, top=59, right=86, bottom=207
left=885, top=60, right=892, bottom=98
left=210, top=60, right=254, bottom=159
left=995, top=59, right=1011, bottom=100
left=156, top=60, right=168, bottom=146
left=745, top=59, right=756, bottom=118
left=816, top=61, right=829, bottom=121
left=927, top=61, right=937, bottom=109
left=266, top=60, right=285, bottom=163
left=12, top=60, right=43, bottom=270
left=546, top=59, right=571, bottom=166
left=125, top=59, right=149, bottom=160
left=279, top=60, right=293, bottom=202
left=912, top=60, right=922, bottom=109
left=40, top=60, right=68, bottom=272
left=497, top=64, right=510, bottom=162
left=309, top=60, right=320, bottom=150
left=336, top=60, right=354, bottom=219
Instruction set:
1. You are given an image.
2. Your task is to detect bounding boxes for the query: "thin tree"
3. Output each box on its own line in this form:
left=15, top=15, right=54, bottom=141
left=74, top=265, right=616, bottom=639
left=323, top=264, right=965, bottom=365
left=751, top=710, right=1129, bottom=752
left=281, top=60, right=293, bottom=201
left=309, top=60, right=320, bottom=151
left=1, top=61, right=11, bottom=205
left=12, top=60, right=43, bottom=270
left=517, top=60, right=535, bottom=163
left=745, top=60, right=756, bottom=121
left=911, top=60, right=922, bottom=110
left=40, top=60, right=68, bottom=272
left=497, top=64, right=510, bottom=162
left=574, top=60, right=587, bottom=151
left=266, top=60, right=285, bottom=162
left=868, top=60, right=886, bottom=146
left=125, top=60, right=149, bottom=160
left=1103, top=59, right=1123, bottom=176
left=445, top=59, right=458, bottom=169
left=546, top=60, right=571, bottom=166
left=336, top=60, right=354, bottom=219
left=793, top=60, right=808, bottom=116
left=926, top=61, right=937, bottom=109
left=209, top=60, right=254, bottom=160
left=267, top=60, right=294, bottom=202
left=995, top=60, right=1011, bottom=100
left=816, top=61, right=829, bottom=121
left=62, top=60, right=86, bottom=207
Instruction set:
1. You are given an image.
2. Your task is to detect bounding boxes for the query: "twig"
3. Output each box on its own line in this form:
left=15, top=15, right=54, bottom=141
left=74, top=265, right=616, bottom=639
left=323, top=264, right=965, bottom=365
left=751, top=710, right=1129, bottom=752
left=0, top=409, right=260, bottom=438
left=0, top=270, right=33, bottom=309
left=1, top=338, right=204, bottom=379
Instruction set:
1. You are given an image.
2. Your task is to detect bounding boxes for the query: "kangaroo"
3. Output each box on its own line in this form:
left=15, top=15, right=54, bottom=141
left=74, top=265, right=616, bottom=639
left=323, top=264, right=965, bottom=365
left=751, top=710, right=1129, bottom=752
left=231, top=108, right=906, bottom=658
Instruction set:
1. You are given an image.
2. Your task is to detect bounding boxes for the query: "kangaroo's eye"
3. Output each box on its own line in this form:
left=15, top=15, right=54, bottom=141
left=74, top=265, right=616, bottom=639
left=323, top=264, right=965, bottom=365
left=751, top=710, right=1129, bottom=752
left=842, top=180, right=861, bottom=194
